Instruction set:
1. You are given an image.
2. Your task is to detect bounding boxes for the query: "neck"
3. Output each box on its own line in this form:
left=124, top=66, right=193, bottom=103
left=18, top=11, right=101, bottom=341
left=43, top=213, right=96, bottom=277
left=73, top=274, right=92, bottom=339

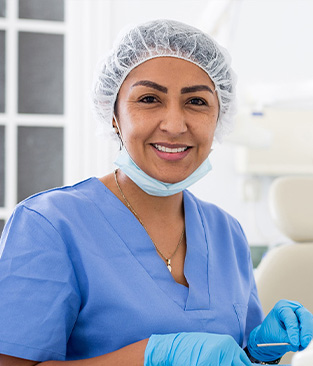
left=116, top=169, right=184, bottom=220
left=100, top=169, right=187, bottom=279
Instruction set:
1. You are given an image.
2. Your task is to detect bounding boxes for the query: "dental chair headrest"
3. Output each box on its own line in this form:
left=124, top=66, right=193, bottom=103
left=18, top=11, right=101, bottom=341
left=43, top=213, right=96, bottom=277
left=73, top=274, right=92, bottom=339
left=269, top=176, right=313, bottom=242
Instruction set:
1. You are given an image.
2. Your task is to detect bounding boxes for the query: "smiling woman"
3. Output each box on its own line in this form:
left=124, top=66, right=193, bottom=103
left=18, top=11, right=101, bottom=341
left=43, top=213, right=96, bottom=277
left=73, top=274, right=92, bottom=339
left=0, top=18, right=312, bottom=366
left=92, top=20, right=236, bottom=145
left=113, top=57, right=219, bottom=184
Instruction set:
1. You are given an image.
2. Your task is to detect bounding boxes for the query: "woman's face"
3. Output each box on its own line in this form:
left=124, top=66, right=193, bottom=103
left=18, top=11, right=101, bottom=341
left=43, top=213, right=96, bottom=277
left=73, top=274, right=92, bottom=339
left=115, top=57, right=219, bottom=183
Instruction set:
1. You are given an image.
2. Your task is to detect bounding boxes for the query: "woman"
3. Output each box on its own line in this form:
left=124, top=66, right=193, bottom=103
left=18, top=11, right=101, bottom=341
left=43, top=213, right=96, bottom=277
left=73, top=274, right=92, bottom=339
left=0, top=19, right=312, bottom=366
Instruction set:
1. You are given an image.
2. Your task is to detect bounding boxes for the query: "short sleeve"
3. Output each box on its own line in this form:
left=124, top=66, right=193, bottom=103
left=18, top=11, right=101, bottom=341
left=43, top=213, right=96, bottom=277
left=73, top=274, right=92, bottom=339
left=0, top=205, right=81, bottom=361
left=243, top=279, right=264, bottom=347
left=235, top=220, right=265, bottom=348
left=242, top=249, right=264, bottom=348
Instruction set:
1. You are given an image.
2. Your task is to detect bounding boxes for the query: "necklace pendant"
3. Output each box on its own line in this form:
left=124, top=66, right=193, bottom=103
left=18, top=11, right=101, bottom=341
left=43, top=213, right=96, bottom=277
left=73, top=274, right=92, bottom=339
left=167, top=259, right=172, bottom=272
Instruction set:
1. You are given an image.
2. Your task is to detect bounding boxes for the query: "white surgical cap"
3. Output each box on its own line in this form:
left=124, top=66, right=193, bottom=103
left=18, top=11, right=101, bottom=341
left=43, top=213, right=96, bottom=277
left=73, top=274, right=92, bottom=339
left=92, top=19, right=237, bottom=143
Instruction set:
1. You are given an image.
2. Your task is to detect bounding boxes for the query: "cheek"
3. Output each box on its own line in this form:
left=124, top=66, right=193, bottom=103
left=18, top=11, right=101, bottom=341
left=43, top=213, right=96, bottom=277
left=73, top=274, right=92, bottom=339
left=116, top=105, right=140, bottom=138
left=118, top=114, right=150, bottom=146
left=194, top=117, right=217, bottom=140
left=122, top=107, right=160, bottom=138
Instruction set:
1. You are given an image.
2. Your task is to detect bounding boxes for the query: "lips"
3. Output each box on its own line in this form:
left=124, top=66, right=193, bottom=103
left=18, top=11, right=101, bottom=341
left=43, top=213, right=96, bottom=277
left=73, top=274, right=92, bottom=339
left=151, top=143, right=191, bottom=161
left=152, top=143, right=190, bottom=154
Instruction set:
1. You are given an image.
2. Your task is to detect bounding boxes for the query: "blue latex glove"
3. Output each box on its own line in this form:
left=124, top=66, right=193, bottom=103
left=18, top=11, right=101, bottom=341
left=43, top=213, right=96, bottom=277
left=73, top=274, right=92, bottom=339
left=248, top=299, right=313, bottom=362
left=144, top=332, right=252, bottom=366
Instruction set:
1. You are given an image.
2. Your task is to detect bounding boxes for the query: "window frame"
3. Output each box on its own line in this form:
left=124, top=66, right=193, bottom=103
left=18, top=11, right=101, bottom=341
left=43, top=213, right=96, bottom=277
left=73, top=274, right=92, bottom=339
left=0, top=0, right=115, bottom=231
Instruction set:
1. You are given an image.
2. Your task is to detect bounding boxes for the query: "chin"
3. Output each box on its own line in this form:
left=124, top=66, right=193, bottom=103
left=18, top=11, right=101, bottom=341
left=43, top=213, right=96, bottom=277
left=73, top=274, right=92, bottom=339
left=151, top=170, right=191, bottom=184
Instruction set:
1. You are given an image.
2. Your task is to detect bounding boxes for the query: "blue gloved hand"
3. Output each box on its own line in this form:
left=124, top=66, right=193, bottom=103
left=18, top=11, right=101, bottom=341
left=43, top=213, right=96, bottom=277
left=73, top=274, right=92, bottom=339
left=144, top=332, right=251, bottom=366
left=248, top=299, right=313, bottom=362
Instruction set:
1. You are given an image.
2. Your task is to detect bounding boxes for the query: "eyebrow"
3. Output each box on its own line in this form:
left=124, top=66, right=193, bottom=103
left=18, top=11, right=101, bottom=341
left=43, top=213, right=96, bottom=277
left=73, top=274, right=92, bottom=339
left=132, top=80, right=214, bottom=95
left=181, top=85, right=214, bottom=94
left=132, top=80, right=168, bottom=93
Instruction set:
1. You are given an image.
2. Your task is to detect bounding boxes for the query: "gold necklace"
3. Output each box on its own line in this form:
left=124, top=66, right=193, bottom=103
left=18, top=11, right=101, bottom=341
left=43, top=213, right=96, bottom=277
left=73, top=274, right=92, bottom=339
left=114, top=169, right=185, bottom=272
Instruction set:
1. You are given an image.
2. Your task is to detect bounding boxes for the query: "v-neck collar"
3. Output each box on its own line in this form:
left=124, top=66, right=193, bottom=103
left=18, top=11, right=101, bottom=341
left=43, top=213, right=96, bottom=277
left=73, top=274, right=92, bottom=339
left=81, top=178, right=211, bottom=311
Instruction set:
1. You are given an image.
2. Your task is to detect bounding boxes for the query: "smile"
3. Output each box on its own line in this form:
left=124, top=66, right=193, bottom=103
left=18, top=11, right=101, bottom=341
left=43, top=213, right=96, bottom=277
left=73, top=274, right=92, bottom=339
left=152, top=144, right=189, bottom=153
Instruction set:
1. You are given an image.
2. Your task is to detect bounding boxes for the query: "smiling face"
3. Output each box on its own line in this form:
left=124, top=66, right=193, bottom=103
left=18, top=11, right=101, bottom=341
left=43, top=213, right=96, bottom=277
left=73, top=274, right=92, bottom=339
left=114, top=57, right=219, bottom=183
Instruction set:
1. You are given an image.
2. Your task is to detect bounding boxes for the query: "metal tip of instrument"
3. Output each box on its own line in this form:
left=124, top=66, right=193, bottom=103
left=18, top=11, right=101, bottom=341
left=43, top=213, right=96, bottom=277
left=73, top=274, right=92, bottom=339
left=257, top=343, right=290, bottom=347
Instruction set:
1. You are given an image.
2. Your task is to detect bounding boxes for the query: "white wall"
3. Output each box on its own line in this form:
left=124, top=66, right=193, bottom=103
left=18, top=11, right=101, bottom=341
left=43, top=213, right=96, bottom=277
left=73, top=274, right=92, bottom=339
left=230, top=0, right=313, bottom=85
left=84, top=0, right=313, bottom=246
left=190, top=0, right=313, bottom=245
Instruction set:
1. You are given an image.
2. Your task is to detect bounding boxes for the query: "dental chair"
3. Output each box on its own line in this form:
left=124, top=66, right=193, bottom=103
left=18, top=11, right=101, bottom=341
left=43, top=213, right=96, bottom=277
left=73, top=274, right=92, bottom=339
left=254, top=176, right=313, bottom=364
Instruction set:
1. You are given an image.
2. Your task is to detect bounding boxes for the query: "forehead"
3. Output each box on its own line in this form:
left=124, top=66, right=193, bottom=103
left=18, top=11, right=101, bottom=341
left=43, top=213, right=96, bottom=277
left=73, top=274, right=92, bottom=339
left=120, top=56, right=215, bottom=90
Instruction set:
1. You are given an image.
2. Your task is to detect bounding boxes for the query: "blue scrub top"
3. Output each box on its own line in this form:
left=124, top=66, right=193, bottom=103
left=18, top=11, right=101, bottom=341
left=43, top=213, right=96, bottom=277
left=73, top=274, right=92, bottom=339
left=0, top=178, right=264, bottom=362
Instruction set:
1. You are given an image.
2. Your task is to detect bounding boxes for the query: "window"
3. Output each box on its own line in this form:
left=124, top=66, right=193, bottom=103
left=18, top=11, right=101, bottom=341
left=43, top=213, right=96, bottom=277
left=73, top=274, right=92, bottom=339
left=18, top=0, right=64, bottom=22
left=0, top=125, right=4, bottom=207
left=0, top=0, right=114, bottom=237
left=0, top=30, right=4, bottom=112
left=0, top=0, right=65, bottom=234
left=0, top=0, right=5, bottom=18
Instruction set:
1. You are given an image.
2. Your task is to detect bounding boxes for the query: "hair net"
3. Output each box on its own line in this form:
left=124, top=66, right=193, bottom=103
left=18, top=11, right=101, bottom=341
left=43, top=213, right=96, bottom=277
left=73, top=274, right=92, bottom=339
left=92, top=19, right=237, bottom=143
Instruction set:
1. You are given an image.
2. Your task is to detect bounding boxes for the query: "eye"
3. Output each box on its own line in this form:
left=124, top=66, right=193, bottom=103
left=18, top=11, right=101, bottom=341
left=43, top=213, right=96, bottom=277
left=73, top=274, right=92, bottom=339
left=187, top=98, right=207, bottom=106
left=139, top=95, right=159, bottom=104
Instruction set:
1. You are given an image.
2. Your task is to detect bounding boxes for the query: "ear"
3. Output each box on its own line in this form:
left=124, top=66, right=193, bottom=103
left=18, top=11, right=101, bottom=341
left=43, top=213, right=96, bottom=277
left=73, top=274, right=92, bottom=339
left=112, top=116, right=119, bottom=134
left=112, top=116, right=116, bottom=128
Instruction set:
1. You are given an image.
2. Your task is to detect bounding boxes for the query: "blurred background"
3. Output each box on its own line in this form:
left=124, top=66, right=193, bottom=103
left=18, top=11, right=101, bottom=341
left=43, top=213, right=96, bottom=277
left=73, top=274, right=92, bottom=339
left=0, top=0, right=313, bottom=267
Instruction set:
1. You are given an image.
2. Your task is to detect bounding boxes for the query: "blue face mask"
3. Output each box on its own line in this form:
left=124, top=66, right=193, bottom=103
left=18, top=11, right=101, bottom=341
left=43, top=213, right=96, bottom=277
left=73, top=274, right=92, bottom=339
left=114, top=146, right=212, bottom=197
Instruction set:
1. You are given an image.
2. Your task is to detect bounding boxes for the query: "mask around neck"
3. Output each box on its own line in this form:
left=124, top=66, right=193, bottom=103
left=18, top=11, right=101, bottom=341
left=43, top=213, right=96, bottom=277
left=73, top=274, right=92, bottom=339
left=114, top=146, right=212, bottom=197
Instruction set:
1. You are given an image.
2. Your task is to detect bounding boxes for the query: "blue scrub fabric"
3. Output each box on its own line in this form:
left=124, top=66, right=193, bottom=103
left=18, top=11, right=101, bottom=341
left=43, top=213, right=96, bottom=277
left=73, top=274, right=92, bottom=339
left=0, top=178, right=264, bottom=362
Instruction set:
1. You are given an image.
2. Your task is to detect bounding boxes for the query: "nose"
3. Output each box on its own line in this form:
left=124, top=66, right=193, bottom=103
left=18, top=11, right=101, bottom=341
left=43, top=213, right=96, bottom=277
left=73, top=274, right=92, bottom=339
left=159, top=102, right=187, bottom=135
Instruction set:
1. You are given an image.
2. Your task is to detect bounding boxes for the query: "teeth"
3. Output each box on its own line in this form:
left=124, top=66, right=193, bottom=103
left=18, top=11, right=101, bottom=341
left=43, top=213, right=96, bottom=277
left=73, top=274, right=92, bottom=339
left=154, top=144, right=188, bottom=153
